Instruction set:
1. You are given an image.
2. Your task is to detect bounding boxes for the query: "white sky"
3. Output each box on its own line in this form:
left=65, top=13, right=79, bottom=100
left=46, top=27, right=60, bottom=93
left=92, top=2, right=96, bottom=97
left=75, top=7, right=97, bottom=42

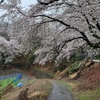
left=21, top=0, right=37, bottom=8
left=0, top=0, right=37, bottom=16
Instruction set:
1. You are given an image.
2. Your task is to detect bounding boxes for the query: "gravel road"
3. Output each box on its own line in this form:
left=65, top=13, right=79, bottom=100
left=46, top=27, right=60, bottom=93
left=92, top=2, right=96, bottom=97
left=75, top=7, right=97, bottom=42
left=48, top=81, right=74, bottom=100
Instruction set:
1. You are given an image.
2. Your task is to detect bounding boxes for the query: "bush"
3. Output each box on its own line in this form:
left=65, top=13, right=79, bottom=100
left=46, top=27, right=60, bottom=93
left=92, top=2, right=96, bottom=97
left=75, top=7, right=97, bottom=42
left=67, top=61, right=80, bottom=75
left=70, top=54, right=84, bottom=63
left=26, top=54, right=36, bottom=70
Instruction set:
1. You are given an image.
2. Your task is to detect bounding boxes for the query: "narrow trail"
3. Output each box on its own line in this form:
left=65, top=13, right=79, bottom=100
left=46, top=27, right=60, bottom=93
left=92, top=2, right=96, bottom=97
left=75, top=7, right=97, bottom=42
left=48, top=81, right=74, bottom=100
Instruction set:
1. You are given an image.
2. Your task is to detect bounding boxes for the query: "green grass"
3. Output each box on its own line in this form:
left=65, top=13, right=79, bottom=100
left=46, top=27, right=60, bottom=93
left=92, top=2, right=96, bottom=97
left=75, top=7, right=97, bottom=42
left=0, top=78, right=15, bottom=96
left=75, top=86, right=100, bottom=100
left=67, top=61, right=80, bottom=74
left=0, top=77, right=22, bottom=91
left=0, top=78, right=14, bottom=90
left=0, top=77, right=35, bottom=91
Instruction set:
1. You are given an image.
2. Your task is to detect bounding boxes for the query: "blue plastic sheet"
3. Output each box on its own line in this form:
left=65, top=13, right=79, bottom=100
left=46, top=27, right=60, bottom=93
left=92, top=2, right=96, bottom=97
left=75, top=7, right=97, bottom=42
left=17, top=83, right=23, bottom=87
left=13, top=73, right=22, bottom=83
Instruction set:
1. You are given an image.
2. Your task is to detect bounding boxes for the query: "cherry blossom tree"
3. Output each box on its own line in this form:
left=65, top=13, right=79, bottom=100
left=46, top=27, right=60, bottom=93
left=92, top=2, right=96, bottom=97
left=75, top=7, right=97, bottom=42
left=32, top=0, right=100, bottom=65
left=0, top=36, right=22, bottom=68
left=0, top=0, right=100, bottom=66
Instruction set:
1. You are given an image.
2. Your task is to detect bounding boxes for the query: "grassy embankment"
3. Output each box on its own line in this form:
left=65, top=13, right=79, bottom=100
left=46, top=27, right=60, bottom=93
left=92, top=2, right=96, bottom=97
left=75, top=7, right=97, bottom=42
left=0, top=78, right=15, bottom=90
left=57, top=80, right=100, bottom=100
left=75, top=86, right=100, bottom=100
left=57, top=61, right=100, bottom=100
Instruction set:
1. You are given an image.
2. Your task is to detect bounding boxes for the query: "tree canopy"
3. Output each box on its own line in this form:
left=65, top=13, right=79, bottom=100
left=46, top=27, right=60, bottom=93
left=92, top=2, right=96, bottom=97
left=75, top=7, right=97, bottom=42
left=0, top=0, right=100, bottom=66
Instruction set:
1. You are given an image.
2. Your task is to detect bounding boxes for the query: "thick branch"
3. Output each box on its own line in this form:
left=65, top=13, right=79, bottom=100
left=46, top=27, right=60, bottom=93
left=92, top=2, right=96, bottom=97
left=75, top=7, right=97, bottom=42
left=57, top=37, right=84, bottom=54
left=31, top=14, right=72, bottom=28
left=0, top=0, right=4, bottom=4
left=37, top=0, right=59, bottom=5
left=31, top=14, right=100, bottom=48
left=77, top=2, right=96, bottom=33
left=92, top=34, right=100, bottom=39
left=96, top=21, right=100, bottom=31
left=83, top=14, right=95, bottom=33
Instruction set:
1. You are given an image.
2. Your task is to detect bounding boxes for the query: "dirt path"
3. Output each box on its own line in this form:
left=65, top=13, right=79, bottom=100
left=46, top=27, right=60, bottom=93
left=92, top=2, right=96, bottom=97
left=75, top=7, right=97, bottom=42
left=48, top=81, right=74, bottom=100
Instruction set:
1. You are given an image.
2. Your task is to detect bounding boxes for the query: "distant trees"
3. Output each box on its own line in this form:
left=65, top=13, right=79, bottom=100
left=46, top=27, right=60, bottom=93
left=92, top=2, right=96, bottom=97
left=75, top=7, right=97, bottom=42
left=0, top=36, right=22, bottom=68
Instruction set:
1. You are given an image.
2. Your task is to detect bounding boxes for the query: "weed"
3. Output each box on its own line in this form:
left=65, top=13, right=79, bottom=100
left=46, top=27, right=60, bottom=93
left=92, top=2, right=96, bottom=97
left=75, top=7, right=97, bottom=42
left=74, top=86, right=100, bottom=100
left=67, top=61, right=80, bottom=74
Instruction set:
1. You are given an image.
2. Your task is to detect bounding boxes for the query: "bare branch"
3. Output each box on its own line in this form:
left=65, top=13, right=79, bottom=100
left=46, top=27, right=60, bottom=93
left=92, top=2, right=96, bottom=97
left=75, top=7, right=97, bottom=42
left=16, top=6, right=27, bottom=17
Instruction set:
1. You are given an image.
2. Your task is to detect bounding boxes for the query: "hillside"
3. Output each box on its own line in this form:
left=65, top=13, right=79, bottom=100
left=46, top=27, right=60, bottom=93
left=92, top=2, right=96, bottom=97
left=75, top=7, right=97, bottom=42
left=65, top=62, right=100, bottom=100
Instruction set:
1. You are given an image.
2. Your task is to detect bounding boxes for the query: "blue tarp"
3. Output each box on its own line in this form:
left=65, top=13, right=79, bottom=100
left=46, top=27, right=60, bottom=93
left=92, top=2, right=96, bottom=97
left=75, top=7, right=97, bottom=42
left=0, top=73, right=23, bottom=87
left=13, top=73, right=22, bottom=83
left=17, top=83, right=23, bottom=87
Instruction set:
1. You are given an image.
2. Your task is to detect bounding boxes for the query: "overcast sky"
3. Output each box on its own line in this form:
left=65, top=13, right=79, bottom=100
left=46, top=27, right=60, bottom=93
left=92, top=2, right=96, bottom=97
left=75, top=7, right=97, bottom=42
left=0, top=0, right=37, bottom=16
left=21, top=0, right=37, bottom=8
